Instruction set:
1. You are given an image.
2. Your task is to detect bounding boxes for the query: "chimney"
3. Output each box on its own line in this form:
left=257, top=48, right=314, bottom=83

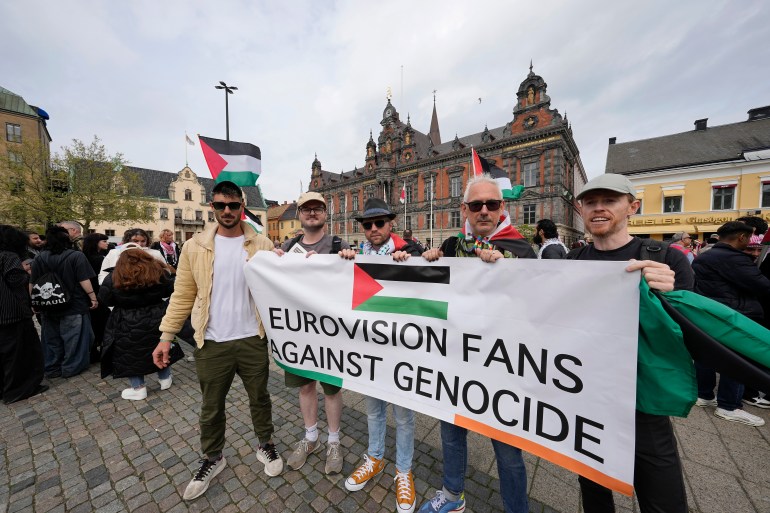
left=694, top=118, right=708, bottom=131
left=608, top=137, right=616, bottom=145
left=747, top=106, right=770, bottom=121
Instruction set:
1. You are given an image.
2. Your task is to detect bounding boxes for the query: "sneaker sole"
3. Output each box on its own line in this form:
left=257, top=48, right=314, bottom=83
left=325, top=460, right=343, bottom=475
left=344, top=466, right=384, bottom=492
left=743, top=399, right=770, bottom=409
left=288, top=443, right=323, bottom=471
left=396, top=502, right=416, bottom=513
left=257, top=451, right=284, bottom=477
left=183, top=458, right=226, bottom=500
left=714, top=410, right=766, bottom=427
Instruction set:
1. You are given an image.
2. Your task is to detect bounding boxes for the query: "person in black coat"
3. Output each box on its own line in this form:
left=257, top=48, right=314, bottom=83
left=83, top=233, right=110, bottom=362
left=99, top=248, right=179, bottom=401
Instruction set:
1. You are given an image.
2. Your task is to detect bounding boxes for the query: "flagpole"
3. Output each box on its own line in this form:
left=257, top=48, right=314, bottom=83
left=185, top=132, right=188, bottom=167
left=430, top=174, right=434, bottom=245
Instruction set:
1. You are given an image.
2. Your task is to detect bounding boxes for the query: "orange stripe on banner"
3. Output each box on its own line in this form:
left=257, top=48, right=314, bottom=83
left=454, top=415, right=634, bottom=497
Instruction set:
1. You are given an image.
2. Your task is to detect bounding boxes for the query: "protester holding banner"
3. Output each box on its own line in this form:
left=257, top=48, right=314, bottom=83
left=152, top=180, right=283, bottom=501
left=274, top=191, right=349, bottom=475
left=419, top=175, right=534, bottom=513
left=566, top=173, right=693, bottom=513
left=340, top=198, right=422, bottom=513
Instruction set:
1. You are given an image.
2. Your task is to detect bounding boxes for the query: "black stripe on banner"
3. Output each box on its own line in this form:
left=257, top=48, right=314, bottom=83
left=357, top=263, right=450, bottom=284
left=199, top=136, right=261, bottom=160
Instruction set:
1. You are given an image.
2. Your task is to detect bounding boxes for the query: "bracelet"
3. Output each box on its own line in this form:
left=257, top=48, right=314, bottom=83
left=159, top=338, right=174, bottom=343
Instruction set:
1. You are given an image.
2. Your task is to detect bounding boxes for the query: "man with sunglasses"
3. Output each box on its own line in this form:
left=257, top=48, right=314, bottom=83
left=273, top=192, right=349, bottom=475
left=418, top=175, right=534, bottom=513
left=340, top=197, right=422, bottom=513
left=152, top=181, right=283, bottom=501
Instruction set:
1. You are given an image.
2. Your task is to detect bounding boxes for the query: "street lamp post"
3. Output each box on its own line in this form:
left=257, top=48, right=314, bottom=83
left=214, top=81, right=238, bottom=141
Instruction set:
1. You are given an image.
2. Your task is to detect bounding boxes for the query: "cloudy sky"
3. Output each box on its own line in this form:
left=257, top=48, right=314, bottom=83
left=3, top=0, right=768, bottom=202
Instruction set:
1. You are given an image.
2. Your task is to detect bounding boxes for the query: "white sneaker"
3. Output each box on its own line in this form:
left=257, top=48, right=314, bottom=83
left=257, top=442, right=284, bottom=476
left=743, top=396, right=770, bottom=409
left=183, top=456, right=226, bottom=500
left=121, top=387, right=147, bottom=400
left=714, top=407, right=765, bottom=426
left=695, top=397, right=717, bottom=407
left=159, top=376, right=173, bottom=390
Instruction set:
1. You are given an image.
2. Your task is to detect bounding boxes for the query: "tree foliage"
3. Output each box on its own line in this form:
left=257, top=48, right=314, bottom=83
left=0, top=136, right=153, bottom=231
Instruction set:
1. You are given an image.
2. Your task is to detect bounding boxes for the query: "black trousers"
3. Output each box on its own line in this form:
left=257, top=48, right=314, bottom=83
left=0, top=318, right=45, bottom=404
left=579, top=410, right=687, bottom=513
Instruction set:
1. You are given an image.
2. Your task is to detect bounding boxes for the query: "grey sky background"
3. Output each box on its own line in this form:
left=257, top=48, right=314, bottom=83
left=3, top=0, right=768, bottom=203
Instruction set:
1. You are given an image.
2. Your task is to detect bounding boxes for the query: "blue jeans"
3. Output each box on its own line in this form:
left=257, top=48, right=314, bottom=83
left=440, top=421, right=529, bottom=513
left=41, top=313, right=92, bottom=378
left=695, top=362, right=744, bottom=410
left=129, top=367, right=171, bottom=388
left=366, top=396, right=414, bottom=471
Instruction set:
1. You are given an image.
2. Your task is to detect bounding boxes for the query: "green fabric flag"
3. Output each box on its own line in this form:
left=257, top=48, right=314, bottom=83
left=637, top=281, right=697, bottom=417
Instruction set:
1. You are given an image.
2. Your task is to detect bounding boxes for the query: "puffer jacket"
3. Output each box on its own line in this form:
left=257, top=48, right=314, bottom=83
left=99, top=273, right=175, bottom=378
left=692, top=242, right=770, bottom=322
left=159, top=222, right=275, bottom=348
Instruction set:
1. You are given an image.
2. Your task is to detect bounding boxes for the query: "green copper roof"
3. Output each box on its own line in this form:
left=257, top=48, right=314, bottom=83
left=0, top=86, right=39, bottom=117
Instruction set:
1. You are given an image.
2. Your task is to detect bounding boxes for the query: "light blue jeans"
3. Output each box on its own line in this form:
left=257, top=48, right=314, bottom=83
left=128, top=367, right=171, bottom=389
left=366, top=396, right=415, bottom=472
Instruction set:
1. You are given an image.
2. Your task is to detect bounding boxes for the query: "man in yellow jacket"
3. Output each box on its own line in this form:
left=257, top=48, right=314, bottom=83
left=152, top=181, right=282, bottom=501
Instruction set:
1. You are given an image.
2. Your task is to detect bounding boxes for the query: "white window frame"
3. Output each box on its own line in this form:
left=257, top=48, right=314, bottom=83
left=710, top=180, right=737, bottom=211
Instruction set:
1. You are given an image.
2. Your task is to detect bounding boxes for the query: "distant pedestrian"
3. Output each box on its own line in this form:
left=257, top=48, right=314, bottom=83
left=152, top=181, right=283, bottom=501
left=99, top=249, right=178, bottom=401
left=535, top=219, right=568, bottom=259
left=670, top=232, right=695, bottom=263
left=24, top=230, right=44, bottom=259
left=151, top=229, right=181, bottom=268
left=83, top=233, right=110, bottom=362
left=58, top=221, right=84, bottom=251
left=0, top=225, right=47, bottom=404
left=31, top=226, right=97, bottom=379
left=99, top=228, right=165, bottom=284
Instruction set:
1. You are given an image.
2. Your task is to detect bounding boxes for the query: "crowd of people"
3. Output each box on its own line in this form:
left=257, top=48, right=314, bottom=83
left=1, top=172, right=769, bottom=513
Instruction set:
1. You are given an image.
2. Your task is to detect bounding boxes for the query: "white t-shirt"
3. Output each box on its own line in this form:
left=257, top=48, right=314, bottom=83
left=205, top=234, right=260, bottom=342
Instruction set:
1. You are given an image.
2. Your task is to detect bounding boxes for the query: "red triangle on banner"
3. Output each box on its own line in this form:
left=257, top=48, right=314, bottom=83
left=199, top=137, right=229, bottom=179
left=352, top=264, right=384, bottom=309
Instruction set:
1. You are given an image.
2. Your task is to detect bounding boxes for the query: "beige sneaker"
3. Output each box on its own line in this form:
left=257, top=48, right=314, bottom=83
left=287, top=438, right=321, bottom=470
left=325, top=441, right=343, bottom=475
left=256, top=442, right=284, bottom=476
left=344, top=454, right=385, bottom=491
left=182, top=456, right=226, bottom=500
left=395, top=469, right=416, bottom=513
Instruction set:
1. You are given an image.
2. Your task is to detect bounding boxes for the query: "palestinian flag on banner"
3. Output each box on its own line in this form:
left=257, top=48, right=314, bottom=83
left=199, top=135, right=261, bottom=186
left=471, top=148, right=523, bottom=200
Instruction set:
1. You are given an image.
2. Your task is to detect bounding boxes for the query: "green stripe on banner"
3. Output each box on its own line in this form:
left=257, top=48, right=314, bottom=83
left=216, top=170, right=260, bottom=186
left=355, top=296, right=448, bottom=320
left=273, top=359, right=344, bottom=387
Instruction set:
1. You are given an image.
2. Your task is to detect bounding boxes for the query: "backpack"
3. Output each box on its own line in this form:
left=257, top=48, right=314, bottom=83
left=285, top=234, right=343, bottom=254
left=30, top=251, right=75, bottom=311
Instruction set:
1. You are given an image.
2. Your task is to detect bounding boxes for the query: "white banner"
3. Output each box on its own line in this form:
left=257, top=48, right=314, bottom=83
left=245, top=254, right=640, bottom=495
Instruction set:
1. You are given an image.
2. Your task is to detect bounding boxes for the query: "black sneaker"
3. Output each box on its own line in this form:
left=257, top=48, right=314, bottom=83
left=182, top=456, right=226, bottom=500
left=257, top=442, right=284, bottom=476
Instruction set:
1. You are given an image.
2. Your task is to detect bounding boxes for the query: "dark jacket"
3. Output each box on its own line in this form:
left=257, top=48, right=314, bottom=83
left=439, top=236, right=537, bottom=259
left=692, top=242, right=770, bottom=321
left=99, top=273, right=175, bottom=378
left=390, top=233, right=424, bottom=256
left=0, top=251, right=31, bottom=325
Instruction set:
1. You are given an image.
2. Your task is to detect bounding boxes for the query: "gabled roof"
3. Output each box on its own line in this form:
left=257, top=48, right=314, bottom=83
left=606, top=117, right=770, bottom=175
left=126, top=166, right=267, bottom=208
left=268, top=203, right=291, bottom=220
left=279, top=202, right=298, bottom=221
left=0, top=86, right=40, bottom=117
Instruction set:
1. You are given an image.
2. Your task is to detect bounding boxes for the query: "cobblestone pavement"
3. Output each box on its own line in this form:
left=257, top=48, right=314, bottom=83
left=2, top=355, right=770, bottom=513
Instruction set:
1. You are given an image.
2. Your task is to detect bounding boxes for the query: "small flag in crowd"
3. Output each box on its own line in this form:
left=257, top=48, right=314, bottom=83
left=199, top=135, right=262, bottom=186
left=185, top=133, right=195, bottom=146
left=399, top=183, right=406, bottom=204
left=471, top=148, right=523, bottom=200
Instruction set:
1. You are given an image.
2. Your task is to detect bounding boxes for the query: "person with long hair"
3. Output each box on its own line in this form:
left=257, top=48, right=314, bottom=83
left=99, top=228, right=165, bottom=284
left=83, top=233, right=110, bottom=362
left=99, top=249, right=178, bottom=400
left=31, top=226, right=98, bottom=379
left=0, top=225, right=47, bottom=403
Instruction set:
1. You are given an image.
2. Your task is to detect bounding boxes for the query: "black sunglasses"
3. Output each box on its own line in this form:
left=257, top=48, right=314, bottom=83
left=211, top=201, right=242, bottom=211
left=361, top=219, right=388, bottom=230
left=465, top=200, right=502, bottom=212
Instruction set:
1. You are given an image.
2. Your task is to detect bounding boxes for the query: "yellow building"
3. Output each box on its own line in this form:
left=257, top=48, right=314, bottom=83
left=89, top=166, right=268, bottom=244
left=606, top=107, right=770, bottom=241
left=276, top=202, right=301, bottom=243
left=0, top=86, right=51, bottom=159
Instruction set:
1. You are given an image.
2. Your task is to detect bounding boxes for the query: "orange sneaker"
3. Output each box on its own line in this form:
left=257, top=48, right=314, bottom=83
left=395, top=469, right=416, bottom=513
left=344, top=454, right=385, bottom=491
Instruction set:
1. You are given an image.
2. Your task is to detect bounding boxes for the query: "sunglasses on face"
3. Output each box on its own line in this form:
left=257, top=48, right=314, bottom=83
left=465, top=200, right=502, bottom=213
left=361, top=219, right=388, bottom=230
left=211, top=201, right=242, bottom=211
left=299, top=207, right=326, bottom=215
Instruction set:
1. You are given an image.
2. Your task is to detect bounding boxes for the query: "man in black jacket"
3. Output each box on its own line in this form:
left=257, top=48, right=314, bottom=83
left=692, top=221, right=770, bottom=426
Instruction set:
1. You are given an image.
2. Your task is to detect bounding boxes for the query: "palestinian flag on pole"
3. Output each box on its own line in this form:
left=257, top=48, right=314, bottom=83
left=471, top=148, right=523, bottom=200
left=199, top=135, right=261, bottom=186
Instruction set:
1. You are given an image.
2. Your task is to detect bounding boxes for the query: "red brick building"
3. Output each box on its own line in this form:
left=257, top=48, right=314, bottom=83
left=309, top=66, right=587, bottom=248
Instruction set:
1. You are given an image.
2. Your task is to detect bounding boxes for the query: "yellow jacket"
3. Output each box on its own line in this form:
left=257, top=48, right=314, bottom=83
left=159, top=222, right=274, bottom=348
